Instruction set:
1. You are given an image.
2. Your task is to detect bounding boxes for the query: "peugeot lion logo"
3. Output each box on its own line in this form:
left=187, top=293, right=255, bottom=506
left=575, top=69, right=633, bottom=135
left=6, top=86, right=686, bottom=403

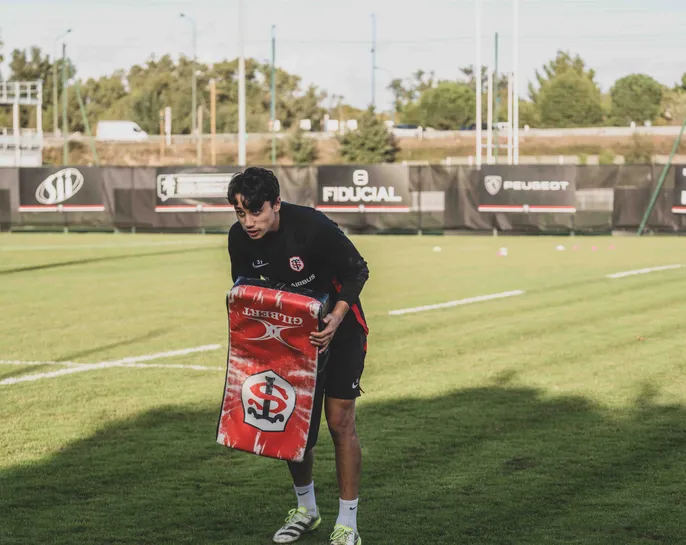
left=484, top=175, right=503, bottom=196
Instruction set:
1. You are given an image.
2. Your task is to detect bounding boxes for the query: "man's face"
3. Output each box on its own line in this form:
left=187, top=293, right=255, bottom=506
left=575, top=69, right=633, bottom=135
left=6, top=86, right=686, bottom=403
left=234, top=195, right=281, bottom=240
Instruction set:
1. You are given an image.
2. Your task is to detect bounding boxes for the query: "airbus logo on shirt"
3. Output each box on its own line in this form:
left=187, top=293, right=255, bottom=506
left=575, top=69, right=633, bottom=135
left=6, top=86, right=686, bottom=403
left=291, top=273, right=316, bottom=288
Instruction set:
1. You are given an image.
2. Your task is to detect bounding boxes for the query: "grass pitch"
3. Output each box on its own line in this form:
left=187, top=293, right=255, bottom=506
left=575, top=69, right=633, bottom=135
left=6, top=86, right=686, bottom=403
left=1, top=233, right=685, bottom=544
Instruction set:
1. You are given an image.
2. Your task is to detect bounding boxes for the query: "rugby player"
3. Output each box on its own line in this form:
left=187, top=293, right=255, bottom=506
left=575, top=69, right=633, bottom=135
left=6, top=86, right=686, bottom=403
left=227, top=167, right=369, bottom=545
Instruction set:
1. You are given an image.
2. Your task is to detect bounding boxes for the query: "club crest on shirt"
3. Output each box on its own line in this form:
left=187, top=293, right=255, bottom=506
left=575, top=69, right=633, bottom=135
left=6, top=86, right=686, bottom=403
left=289, top=256, right=304, bottom=272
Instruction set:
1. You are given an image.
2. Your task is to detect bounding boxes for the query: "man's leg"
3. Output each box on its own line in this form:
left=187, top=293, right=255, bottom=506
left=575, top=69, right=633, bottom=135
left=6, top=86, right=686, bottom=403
left=285, top=362, right=326, bottom=510
left=322, top=326, right=365, bottom=544
left=325, top=397, right=362, bottom=500
left=285, top=448, right=318, bottom=516
left=272, top=372, right=325, bottom=543
left=287, top=449, right=314, bottom=487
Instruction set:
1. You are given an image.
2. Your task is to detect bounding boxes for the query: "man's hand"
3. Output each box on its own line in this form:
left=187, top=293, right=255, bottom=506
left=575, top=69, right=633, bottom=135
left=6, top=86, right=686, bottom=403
left=310, top=313, right=342, bottom=353
left=310, top=302, right=348, bottom=353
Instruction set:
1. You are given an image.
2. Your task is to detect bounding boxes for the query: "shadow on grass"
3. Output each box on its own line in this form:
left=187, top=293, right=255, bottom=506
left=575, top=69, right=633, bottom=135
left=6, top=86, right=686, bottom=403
left=1, top=382, right=685, bottom=545
left=0, top=364, right=58, bottom=381
left=0, top=246, right=215, bottom=276
left=57, top=329, right=170, bottom=362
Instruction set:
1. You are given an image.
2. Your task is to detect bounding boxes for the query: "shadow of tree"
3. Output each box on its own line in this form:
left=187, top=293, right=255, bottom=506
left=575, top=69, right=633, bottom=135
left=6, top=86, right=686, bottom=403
left=0, top=246, right=214, bottom=276
left=1, top=383, right=685, bottom=544
left=0, top=364, right=57, bottom=381
left=57, top=328, right=170, bottom=362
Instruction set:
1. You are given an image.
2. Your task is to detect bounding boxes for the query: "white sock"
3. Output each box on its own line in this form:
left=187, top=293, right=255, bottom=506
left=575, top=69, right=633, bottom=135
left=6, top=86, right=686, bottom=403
left=336, top=498, right=358, bottom=532
left=294, top=482, right=317, bottom=515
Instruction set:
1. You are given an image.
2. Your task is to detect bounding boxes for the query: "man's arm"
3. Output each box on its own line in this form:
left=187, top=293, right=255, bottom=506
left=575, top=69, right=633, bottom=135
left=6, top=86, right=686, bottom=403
left=318, top=217, right=370, bottom=306
left=228, top=226, right=251, bottom=282
left=309, top=217, right=370, bottom=351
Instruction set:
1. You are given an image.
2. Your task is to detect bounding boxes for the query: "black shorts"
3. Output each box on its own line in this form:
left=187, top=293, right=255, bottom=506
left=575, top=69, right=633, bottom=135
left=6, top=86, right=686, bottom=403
left=304, top=324, right=367, bottom=453
left=323, top=324, right=367, bottom=399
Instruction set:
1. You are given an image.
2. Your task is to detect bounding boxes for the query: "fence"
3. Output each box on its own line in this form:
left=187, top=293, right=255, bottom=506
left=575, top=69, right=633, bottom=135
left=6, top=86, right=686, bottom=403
left=1, top=165, right=685, bottom=234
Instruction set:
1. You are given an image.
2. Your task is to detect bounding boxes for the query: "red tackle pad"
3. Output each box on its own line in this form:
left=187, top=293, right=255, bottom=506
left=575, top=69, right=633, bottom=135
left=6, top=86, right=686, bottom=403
left=216, top=277, right=330, bottom=462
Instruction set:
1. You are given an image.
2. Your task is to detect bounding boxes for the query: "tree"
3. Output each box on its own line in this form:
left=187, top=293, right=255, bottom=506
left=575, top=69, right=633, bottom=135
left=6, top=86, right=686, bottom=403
left=660, top=88, right=686, bottom=125
left=623, top=133, right=655, bottom=164
left=0, top=40, right=5, bottom=125
left=261, top=138, right=286, bottom=162
left=678, top=73, right=686, bottom=92
left=2, top=46, right=329, bottom=136
left=287, top=128, right=318, bottom=164
left=610, top=74, right=663, bottom=125
left=416, top=81, right=475, bottom=130
left=459, top=65, right=509, bottom=95
left=537, top=70, right=604, bottom=128
left=389, top=66, right=510, bottom=128
left=528, top=51, right=597, bottom=103
left=387, top=69, right=435, bottom=122
left=338, top=107, right=398, bottom=164
left=388, top=78, right=411, bottom=118
left=529, top=51, right=604, bottom=128
left=62, top=54, right=327, bottom=135
left=79, top=72, right=128, bottom=127
left=518, top=100, right=540, bottom=128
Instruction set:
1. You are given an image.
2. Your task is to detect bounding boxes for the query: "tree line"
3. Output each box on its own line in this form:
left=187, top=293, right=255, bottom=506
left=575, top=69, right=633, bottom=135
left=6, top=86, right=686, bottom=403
left=1, top=42, right=685, bottom=137
left=390, top=52, right=686, bottom=129
left=0, top=45, right=331, bottom=135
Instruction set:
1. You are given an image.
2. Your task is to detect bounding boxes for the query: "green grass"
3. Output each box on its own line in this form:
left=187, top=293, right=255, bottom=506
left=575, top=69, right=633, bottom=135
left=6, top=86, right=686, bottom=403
left=1, top=233, right=686, bottom=544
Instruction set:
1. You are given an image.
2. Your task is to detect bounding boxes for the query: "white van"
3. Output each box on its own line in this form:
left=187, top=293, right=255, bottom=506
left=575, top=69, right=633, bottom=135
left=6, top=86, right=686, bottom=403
left=96, top=121, right=149, bottom=142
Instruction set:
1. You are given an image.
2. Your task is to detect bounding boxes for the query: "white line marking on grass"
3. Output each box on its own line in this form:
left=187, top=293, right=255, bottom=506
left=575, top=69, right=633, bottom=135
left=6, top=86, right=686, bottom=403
left=388, top=290, right=525, bottom=316
left=606, top=264, right=682, bottom=279
left=0, top=344, right=222, bottom=386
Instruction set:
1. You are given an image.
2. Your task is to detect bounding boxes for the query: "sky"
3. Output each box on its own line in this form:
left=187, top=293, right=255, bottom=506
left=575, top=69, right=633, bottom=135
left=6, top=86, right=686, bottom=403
left=1, top=0, right=685, bottom=112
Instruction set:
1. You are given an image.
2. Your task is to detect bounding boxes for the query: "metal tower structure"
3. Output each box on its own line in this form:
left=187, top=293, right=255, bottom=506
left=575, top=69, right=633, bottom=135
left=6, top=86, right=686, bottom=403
left=0, top=80, right=44, bottom=167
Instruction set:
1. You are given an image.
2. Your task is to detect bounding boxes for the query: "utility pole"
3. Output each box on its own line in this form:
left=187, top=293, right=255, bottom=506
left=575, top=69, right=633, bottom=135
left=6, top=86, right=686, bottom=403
left=197, top=105, right=203, bottom=165
left=487, top=65, right=493, bottom=164
left=271, top=25, right=276, bottom=165
left=513, top=0, right=519, bottom=164
left=237, top=0, right=247, bottom=167
left=507, top=73, right=513, bottom=165
left=210, top=79, right=217, bottom=166
left=159, top=109, right=165, bottom=162
left=53, top=29, right=71, bottom=137
left=475, top=0, right=482, bottom=168
left=62, top=43, right=68, bottom=165
left=371, top=13, right=376, bottom=109
left=180, top=13, right=197, bottom=142
left=494, top=32, right=500, bottom=164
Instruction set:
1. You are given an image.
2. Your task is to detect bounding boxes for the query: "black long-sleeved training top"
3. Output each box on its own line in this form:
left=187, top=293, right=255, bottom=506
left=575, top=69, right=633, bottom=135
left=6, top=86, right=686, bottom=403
left=228, top=202, right=369, bottom=334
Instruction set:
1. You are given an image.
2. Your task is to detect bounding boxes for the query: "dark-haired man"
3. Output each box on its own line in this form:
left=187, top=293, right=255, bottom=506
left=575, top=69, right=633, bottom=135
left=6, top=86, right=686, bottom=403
left=227, top=167, right=369, bottom=545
